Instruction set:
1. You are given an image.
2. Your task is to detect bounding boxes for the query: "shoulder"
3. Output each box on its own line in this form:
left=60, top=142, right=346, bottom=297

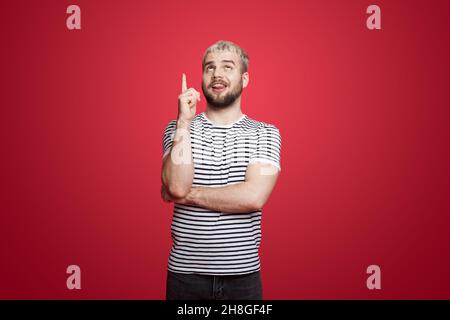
left=243, top=115, right=281, bottom=136
left=163, top=113, right=205, bottom=133
left=164, top=119, right=177, bottom=131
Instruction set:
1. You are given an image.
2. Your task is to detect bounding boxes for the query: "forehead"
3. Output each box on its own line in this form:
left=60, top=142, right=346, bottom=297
left=204, top=50, right=240, bottom=64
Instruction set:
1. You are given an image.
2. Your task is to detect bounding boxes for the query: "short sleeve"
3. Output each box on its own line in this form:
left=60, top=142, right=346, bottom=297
left=249, top=124, right=282, bottom=171
left=162, top=120, right=177, bottom=158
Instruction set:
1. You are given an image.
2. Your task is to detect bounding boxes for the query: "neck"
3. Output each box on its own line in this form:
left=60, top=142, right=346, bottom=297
left=205, top=97, right=243, bottom=126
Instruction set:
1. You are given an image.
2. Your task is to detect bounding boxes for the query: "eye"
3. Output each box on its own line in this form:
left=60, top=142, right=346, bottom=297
left=225, top=65, right=232, bottom=70
left=206, top=65, right=214, bottom=71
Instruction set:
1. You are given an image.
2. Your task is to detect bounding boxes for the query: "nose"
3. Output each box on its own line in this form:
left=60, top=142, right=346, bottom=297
left=212, top=67, right=225, bottom=78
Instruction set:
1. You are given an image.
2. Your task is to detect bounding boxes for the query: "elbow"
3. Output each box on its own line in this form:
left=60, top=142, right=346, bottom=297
left=167, top=184, right=190, bottom=199
left=247, top=196, right=266, bottom=212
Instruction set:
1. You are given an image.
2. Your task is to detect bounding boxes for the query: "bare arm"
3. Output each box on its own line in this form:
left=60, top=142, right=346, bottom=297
left=173, top=162, right=280, bottom=213
left=161, top=73, right=200, bottom=199
left=161, top=118, right=194, bottom=198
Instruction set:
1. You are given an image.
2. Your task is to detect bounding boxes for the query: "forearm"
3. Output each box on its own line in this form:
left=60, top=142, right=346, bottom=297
left=161, top=118, right=194, bottom=198
left=180, top=182, right=262, bottom=214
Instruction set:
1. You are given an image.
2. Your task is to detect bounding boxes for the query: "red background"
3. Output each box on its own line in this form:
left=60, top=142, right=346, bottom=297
left=1, top=0, right=449, bottom=299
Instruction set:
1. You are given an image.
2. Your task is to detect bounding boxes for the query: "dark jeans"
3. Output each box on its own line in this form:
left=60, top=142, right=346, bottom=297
left=166, top=270, right=263, bottom=300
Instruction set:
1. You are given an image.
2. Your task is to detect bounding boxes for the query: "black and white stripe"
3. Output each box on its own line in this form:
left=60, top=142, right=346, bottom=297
left=162, top=112, right=281, bottom=275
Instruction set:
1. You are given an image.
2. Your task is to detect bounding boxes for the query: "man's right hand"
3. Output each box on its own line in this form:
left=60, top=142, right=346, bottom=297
left=178, top=73, right=200, bottom=122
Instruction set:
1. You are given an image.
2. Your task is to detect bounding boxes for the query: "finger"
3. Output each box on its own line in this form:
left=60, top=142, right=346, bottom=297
left=182, top=73, right=187, bottom=93
left=181, top=88, right=198, bottom=95
left=180, top=90, right=195, bottom=97
left=180, top=93, right=198, bottom=101
left=161, top=189, right=172, bottom=202
left=180, top=94, right=195, bottom=103
left=183, top=89, right=200, bottom=101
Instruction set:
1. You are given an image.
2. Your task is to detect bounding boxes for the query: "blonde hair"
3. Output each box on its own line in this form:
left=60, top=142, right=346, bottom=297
left=202, top=40, right=249, bottom=73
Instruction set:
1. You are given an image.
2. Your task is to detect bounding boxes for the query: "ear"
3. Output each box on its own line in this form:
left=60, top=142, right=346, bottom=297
left=242, top=72, right=249, bottom=88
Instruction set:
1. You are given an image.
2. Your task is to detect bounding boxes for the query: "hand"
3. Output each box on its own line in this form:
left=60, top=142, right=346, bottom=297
left=161, top=184, right=174, bottom=203
left=160, top=184, right=193, bottom=205
left=178, top=73, right=200, bottom=122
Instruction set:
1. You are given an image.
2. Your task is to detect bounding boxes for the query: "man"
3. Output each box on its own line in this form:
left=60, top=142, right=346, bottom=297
left=161, top=40, right=281, bottom=300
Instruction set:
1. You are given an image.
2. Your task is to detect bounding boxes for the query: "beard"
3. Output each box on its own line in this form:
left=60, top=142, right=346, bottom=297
left=202, top=79, right=243, bottom=109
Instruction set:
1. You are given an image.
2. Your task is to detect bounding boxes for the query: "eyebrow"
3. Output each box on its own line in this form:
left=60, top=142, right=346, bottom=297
left=204, top=60, right=236, bottom=67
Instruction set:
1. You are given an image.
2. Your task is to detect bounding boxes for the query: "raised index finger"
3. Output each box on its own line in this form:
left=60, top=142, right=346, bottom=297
left=182, top=73, right=187, bottom=93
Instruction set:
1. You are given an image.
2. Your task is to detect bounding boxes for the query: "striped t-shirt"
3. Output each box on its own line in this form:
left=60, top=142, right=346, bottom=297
left=162, top=112, right=281, bottom=275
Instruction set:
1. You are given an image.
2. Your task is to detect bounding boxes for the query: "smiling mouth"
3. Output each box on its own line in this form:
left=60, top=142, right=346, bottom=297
left=211, top=83, right=227, bottom=93
left=212, top=87, right=226, bottom=93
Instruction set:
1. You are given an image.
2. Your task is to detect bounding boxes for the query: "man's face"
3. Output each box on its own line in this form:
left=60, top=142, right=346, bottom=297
left=202, top=50, right=248, bottom=109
